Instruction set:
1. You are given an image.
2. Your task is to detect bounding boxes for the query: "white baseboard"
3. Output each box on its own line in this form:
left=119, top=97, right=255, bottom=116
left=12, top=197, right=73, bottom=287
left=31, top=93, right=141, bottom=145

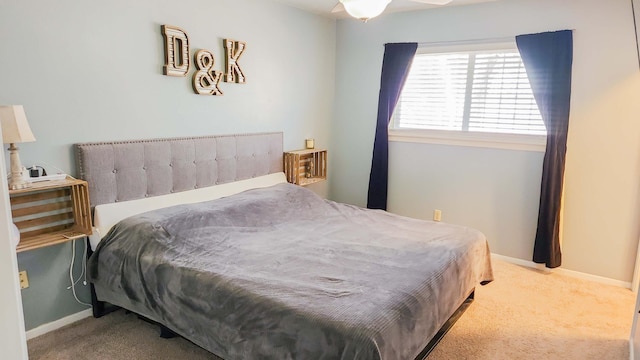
left=491, top=253, right=632, bottom=289
left=26, top=308, right=92, bottom=340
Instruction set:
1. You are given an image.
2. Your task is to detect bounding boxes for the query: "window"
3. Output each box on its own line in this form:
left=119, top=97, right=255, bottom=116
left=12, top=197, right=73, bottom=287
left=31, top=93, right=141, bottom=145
left=390, top=42, right=546, bottom=151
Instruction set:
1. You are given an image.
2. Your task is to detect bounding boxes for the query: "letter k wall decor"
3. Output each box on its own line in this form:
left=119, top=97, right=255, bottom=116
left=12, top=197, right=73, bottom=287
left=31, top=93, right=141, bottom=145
left=161, top=24, right=247, bottom=96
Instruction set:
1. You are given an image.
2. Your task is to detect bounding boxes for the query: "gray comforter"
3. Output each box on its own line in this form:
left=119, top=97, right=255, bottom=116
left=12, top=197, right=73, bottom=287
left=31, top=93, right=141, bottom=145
left=88, top=183, right=493, bottom=359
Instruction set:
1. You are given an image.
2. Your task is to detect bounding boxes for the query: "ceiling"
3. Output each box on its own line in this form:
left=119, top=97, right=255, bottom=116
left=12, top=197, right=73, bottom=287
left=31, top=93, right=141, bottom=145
left=271, top=0, right=498, bottom=18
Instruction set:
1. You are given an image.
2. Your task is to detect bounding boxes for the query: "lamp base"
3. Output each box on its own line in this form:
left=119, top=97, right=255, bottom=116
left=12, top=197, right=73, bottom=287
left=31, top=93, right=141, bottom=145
left=8, top=178, right=30, bottom=191
left=7, top=143, right=31, bottom=191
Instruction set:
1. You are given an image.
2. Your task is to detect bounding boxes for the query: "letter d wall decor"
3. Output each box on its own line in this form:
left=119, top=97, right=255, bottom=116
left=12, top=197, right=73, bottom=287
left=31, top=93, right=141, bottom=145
left=160, top=24, right=247, bottom=96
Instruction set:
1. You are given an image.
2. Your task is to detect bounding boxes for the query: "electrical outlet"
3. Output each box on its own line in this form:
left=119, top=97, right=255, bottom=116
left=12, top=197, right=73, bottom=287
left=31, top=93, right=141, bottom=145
left=19, top=271, right=29, bottom=289
left=433, top=209, right=442, bottom=222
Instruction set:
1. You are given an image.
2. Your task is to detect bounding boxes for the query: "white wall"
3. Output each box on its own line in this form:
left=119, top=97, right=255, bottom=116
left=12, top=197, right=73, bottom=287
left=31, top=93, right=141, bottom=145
left=0, top=0, right=335, bottom=329
left=330, top=0, right=640, bottom=282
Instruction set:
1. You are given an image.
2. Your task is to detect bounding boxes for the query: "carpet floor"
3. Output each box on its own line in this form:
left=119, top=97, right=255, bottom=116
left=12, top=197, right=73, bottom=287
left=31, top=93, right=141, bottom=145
left=28, top=259, right=636, bottom=359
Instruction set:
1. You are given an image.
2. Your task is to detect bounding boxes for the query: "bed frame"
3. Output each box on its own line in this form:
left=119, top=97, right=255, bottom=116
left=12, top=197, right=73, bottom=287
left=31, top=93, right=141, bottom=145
left=74, top=131, right=473, bottom=360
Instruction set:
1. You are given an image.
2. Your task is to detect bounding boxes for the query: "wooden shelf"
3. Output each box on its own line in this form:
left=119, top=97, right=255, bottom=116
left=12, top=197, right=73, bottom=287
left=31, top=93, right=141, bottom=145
left=9, top=176, right=92, bottom=252
left=284, top=149, right=327, bottom=186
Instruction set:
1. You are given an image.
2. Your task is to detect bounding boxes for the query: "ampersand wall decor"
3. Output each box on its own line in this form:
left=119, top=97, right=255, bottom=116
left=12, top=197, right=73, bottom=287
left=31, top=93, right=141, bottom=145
left=192, top=50, right=223, bottom=96
left=161, top=25, right=247, bottom=96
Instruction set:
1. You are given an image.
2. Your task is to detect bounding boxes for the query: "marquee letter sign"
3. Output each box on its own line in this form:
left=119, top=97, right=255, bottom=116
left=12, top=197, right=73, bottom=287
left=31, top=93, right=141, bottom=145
left=161, top=25, right=190, bottom=77
left=224, top=39, right=246, bottom=84
left=161, top=25, right=247, bottom=96
left=192, top=50, right=223, bottom=96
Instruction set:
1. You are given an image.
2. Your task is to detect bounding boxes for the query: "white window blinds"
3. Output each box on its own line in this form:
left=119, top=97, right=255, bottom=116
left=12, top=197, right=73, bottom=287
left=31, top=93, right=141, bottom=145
left=393, top=48, right=545, bottom=136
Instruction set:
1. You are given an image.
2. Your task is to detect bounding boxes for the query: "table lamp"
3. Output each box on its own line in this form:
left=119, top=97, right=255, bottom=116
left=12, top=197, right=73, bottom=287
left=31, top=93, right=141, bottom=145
left=0, top=106, right=36, bottom=190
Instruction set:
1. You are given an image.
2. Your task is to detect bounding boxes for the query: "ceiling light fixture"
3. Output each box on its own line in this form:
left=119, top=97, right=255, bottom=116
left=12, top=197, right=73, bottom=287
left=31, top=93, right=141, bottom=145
left=339, top=0, right=392, bottom=22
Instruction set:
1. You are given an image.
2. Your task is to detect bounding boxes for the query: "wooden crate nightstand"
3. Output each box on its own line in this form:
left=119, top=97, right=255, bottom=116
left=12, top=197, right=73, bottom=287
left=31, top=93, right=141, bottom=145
left=9, top=176, right=92, bottom=252
left=284, top=149, right=327, bottom=186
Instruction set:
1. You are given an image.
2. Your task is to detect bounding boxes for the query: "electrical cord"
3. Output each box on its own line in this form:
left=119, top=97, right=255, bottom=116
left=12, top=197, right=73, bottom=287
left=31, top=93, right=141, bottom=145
left=68, top=239, right=91, bottom=307
left=28, top=165, right=47, bottom=177
left=6, top=161, right=64, bottom=179
left=37, top=161, right=68, bottom=177
left=67, top=239, right=88, bottom=289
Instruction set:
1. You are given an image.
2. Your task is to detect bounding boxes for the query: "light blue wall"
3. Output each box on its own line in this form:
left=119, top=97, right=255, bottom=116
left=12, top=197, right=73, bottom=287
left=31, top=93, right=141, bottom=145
left=330, top=0, right=640, bottom=282
left=387, top=142, right=543, bottom=261
left=0, top=0, right=335, bottom=330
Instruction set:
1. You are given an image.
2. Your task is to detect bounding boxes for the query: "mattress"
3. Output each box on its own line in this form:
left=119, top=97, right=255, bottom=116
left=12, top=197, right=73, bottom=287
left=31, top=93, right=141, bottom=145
left=88, top=182, right=493, bottom=359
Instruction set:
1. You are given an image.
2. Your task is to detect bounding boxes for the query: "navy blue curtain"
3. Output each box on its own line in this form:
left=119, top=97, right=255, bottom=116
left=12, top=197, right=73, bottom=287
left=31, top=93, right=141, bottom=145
left=367, top=43, right=417, bottom=210
left=516, top=30, right=573, bottom=268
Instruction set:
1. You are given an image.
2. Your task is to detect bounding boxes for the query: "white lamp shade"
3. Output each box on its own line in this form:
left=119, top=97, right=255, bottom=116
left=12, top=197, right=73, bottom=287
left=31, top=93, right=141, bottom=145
left=0, top=105, right=36, bottom=144
left=340, top=0, right=392, bottom=20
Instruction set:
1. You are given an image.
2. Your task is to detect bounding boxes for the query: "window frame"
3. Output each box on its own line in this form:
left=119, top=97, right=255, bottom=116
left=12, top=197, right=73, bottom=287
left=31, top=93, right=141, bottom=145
left=388, top=41, right=547, bottom=152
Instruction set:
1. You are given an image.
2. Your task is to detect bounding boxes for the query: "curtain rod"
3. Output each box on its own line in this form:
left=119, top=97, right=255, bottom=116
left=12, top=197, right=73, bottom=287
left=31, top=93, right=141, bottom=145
left=416, top=36, right=515, bottom=47
left=406, top=30, right=576, bottom=48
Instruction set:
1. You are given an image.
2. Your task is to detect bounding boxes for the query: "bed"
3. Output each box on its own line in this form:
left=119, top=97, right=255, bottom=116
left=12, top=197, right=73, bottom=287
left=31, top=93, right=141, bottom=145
left=75, top=132, right=493, bottom=360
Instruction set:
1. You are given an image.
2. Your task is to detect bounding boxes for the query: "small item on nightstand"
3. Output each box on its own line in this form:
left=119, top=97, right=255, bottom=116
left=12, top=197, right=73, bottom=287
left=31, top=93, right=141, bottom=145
left=306, top=161, right=314, bottom=178
left=29, top=165, right=47, bottom=178
left=305, top=138, right=315, bottom=149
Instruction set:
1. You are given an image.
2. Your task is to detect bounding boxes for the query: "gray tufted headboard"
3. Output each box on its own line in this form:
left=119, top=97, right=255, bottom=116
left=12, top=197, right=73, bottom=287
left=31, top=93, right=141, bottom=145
left=74, top=132, right=283, bottom=208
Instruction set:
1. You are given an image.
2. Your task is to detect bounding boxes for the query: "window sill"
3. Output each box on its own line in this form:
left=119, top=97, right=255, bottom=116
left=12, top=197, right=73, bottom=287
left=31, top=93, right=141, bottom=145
left=388, top=129, right=547, bottom=152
